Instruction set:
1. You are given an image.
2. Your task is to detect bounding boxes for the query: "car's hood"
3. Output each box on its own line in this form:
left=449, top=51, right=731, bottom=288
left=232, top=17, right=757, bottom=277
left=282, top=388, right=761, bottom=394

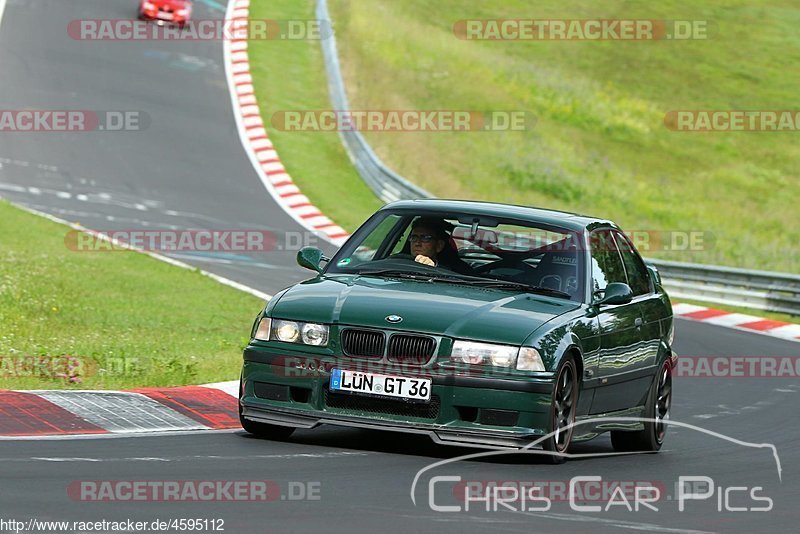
left=271, top=275, right=580, bottom=345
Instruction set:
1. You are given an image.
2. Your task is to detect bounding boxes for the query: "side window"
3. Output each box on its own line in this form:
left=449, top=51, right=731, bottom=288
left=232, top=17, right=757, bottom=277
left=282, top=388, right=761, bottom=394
left=589, top=229, right=627, bottom=293
left=351, top=215, right=404, bottom=262
left=613, top=232, right=652, bottom=296
left=391, top=226, right=410, bottom=255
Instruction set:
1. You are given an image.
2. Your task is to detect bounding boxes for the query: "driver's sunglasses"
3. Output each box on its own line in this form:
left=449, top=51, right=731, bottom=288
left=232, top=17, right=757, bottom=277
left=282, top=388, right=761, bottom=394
left=409, top=234, right=435, bottom=243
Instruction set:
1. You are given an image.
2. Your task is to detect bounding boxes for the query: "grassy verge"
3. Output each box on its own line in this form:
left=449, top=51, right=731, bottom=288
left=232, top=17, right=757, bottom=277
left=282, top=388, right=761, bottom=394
left=0, top=201, right=264, bottom=390
left=247, top=0, right=382, bottom=231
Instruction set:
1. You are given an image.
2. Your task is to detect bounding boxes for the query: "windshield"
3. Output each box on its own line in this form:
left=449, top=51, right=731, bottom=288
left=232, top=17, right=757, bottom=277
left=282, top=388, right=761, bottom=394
left=325, top=210, right=585, bottom=302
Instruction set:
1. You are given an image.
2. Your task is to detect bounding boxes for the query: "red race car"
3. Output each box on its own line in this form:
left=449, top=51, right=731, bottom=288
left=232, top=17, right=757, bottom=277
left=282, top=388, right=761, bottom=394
left=138, top=0, right=193, bottom=27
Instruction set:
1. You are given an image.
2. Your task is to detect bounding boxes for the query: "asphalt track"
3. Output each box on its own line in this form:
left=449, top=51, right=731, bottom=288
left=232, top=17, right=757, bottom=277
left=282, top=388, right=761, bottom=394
left=0, top=0, right=337, bottom=293
left=1, top=1, right=799, bottom=533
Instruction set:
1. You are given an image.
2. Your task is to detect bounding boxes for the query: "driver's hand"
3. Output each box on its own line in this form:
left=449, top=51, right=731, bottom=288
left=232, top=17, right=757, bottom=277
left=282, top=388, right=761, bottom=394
left=414, top=255, right=435, bottom=266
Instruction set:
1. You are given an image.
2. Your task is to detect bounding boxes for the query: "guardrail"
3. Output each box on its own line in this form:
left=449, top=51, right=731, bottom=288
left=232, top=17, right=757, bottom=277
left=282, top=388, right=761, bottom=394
left=316, top=0, right=799, bottom=317
left=316, top=0, right=431, bottom=203
left=648, top=260, right=800, bottom=316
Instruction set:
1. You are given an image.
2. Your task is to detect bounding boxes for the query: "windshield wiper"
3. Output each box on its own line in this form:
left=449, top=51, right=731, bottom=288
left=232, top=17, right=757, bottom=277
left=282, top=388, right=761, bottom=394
left=356, top=269, right=436, bottom=281
left=466, top=278, right=572, bottom=299
left=444, top=276, right=573, bottom=298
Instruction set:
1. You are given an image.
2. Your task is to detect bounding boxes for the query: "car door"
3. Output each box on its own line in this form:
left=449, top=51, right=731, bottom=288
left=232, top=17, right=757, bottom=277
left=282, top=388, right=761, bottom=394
left=587, top=229, right=650, bottom=414
left=614, top=231, right=663, bottom=375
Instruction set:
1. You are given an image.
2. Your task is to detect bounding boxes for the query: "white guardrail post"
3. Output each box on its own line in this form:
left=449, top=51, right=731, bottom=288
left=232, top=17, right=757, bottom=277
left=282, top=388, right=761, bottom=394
left=315, top=0, right=800, bottom=317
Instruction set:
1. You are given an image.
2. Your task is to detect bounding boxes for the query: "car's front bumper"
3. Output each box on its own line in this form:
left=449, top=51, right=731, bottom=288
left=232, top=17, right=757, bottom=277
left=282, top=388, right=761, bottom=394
left=240, top=347, right=555, bottom=450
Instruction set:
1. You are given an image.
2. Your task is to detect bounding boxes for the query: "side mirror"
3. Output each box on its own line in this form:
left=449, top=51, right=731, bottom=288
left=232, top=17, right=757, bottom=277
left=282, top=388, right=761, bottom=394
left=592, top=282, right=633, bottom=306
left=297, top=246, right=329, bottom=273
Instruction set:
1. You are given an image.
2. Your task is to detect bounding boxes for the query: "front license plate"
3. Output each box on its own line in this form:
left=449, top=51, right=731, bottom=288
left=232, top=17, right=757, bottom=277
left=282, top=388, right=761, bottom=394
left=330, top=369, right=431, bottom=401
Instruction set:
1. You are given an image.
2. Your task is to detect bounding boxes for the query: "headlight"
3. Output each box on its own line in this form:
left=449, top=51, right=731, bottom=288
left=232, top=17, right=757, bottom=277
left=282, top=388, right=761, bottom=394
left=176, top=8, right=190, bottom=15
left=667, top=321, right=675, bottom=346
left=450, top=341, right=517, bottom=368
left=260, top=319, right=329, bottom=347
left=274, top=320, right=300, bottom=342
left=301, top=322, right=329, bottom=346
left=254, top=317, right=271, bottom=341
left=142, top=1, right=156, bottom=9
left=450, top=341, right=546, bottom=371
left=517, top=347, right=545, bottom=371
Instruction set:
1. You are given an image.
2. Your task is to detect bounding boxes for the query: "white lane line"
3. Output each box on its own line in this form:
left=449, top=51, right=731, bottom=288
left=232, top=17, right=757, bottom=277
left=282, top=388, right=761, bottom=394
left=8, top=203, right=272, bottom=301
left=512, top=509, right=715, bottom=534
left=0, top=429, right=242, bottom=441
left=0, top=182, right=26, bottom=192
left=3, top=452, right=369, bottom=463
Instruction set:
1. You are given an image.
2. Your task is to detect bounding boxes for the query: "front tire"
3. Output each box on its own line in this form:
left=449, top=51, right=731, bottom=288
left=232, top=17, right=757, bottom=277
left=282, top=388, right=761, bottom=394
left=542, top=357, right=578, bottom=464
left=238, top=392, right=295, bottom=440
left=611, top=360, right=672, bottom=453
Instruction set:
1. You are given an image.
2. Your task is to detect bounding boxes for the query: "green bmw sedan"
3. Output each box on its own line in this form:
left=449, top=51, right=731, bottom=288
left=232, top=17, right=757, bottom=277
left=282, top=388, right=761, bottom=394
left=239, top=199, right=676, bottom=462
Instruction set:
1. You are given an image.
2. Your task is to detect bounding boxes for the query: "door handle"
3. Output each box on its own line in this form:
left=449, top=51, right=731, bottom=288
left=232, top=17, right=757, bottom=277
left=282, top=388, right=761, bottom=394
left=634, top=317, right=643, bottom=328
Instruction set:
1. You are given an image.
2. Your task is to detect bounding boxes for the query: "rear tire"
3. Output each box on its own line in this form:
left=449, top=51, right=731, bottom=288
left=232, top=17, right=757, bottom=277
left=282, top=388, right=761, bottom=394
left=542, top=357, right=578, bottom=464
left=611, top=360, right=671, bottom=453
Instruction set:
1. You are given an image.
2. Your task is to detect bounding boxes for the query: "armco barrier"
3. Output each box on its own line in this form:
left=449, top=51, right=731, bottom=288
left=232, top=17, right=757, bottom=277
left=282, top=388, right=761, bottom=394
left=316, top=0, right=431, bottom=203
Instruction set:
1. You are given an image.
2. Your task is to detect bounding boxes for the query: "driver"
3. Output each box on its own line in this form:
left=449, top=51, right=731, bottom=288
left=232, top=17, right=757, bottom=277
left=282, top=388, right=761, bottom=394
left=408, top=217, right=473, bottom=274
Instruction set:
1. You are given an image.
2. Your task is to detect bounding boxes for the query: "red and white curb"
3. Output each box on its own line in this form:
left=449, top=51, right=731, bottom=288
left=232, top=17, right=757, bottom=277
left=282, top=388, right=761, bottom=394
left=3, top=300, right=799, bottom=438
left=223, top=0, right=350, bottom=247
left=0, top=382, right=240, bottom=438
left=672, top=303, right=800, bottom=342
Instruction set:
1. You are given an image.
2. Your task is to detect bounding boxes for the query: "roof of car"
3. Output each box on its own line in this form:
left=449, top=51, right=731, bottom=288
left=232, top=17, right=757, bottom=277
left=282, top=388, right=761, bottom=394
left=381, top=199, right=617, bottom=232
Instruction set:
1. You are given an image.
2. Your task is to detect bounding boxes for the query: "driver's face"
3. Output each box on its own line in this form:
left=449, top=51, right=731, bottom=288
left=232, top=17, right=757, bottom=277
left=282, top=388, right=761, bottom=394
left=410, top=226, right=445, bottom=259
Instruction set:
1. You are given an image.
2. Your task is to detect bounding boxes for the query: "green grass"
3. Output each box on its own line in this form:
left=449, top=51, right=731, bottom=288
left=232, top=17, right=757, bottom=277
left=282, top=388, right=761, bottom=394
left=248, top=0, right=798, bottom=272
left=247, top=0, right=382, bottom=231
left=0, top=201, right=264, bottom=390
